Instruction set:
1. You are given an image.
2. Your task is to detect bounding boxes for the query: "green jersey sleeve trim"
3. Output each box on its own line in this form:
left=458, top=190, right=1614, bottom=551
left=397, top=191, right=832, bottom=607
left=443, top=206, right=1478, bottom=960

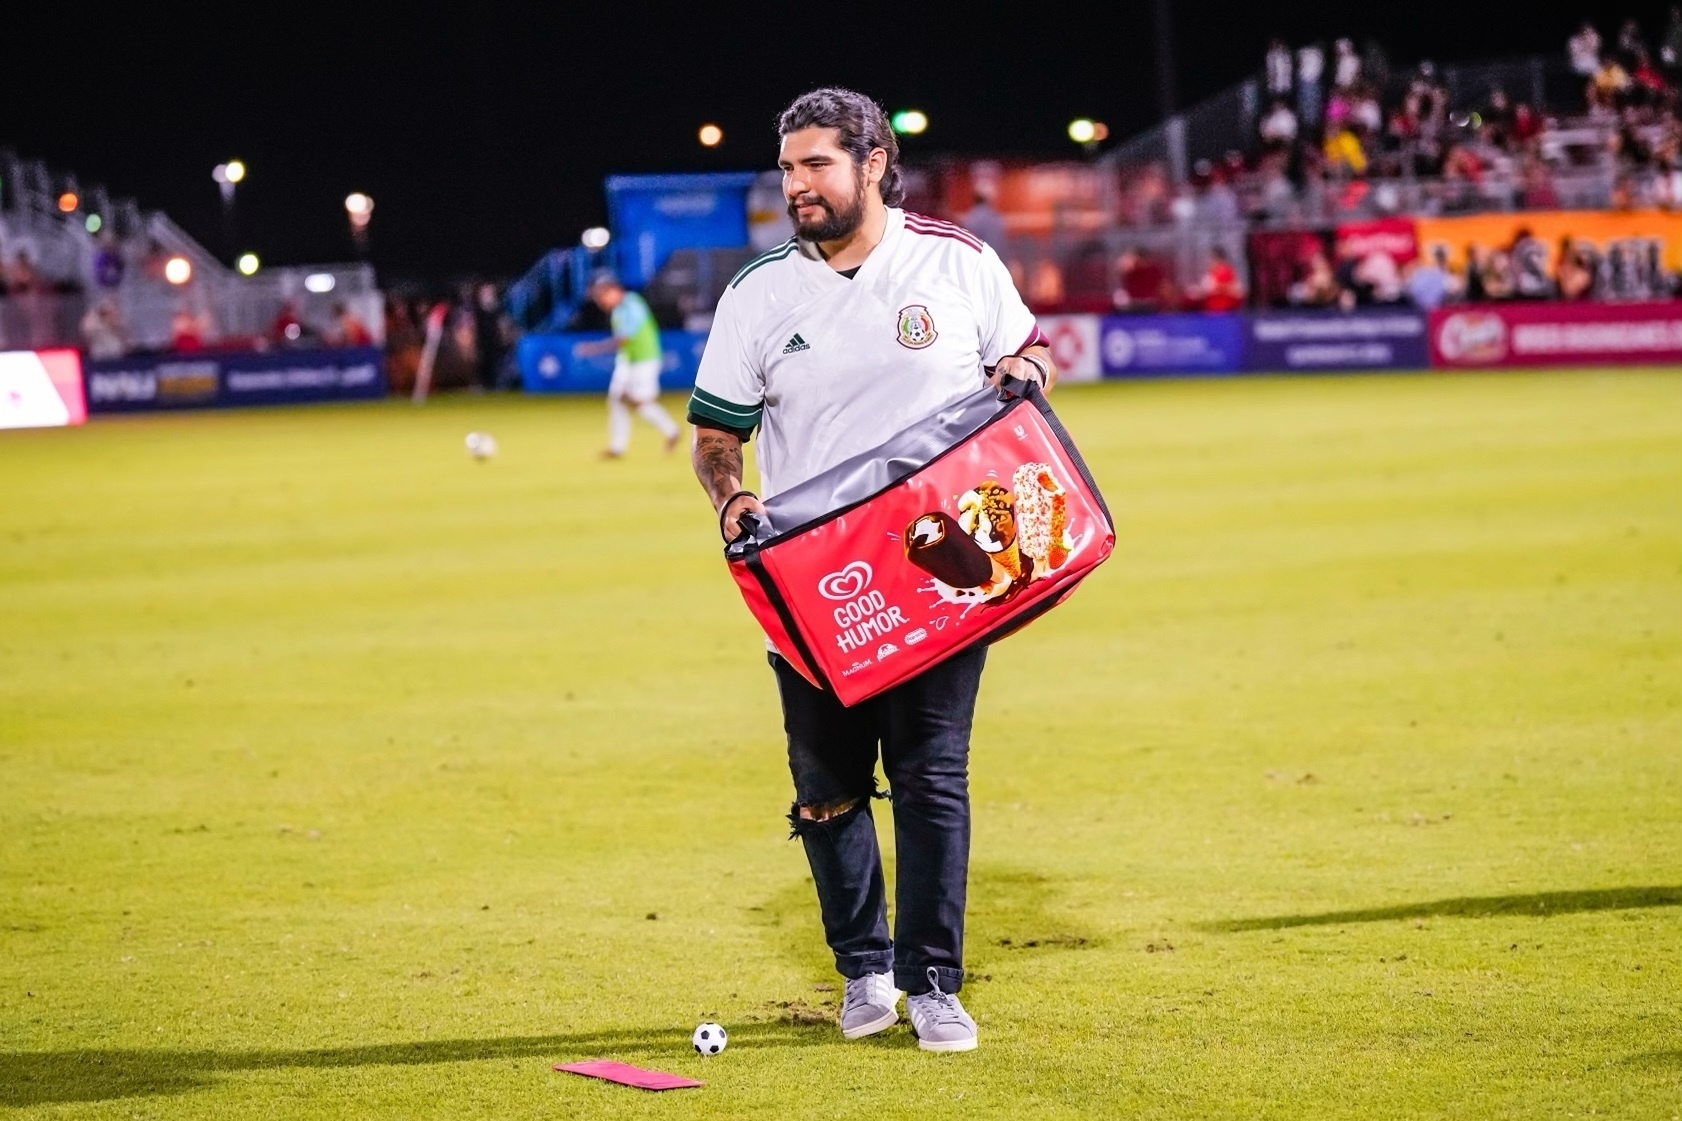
left=688, top=385, right=763, bottom=432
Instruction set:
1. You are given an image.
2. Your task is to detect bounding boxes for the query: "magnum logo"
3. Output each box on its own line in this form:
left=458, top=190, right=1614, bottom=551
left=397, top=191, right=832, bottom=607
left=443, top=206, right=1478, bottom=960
left=904, top=461, right=1075, bottom=613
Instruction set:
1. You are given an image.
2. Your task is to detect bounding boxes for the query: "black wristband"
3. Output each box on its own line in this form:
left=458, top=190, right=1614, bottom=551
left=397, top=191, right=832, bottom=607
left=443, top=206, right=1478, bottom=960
left=719, top=489, right=758, bottom=542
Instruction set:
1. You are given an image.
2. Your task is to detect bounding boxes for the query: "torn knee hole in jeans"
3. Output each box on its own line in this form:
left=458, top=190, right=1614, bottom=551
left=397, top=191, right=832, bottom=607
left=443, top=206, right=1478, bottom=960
left=786, top=785, right=887, bottom=837
left=799, top=797, right=862, bottom=822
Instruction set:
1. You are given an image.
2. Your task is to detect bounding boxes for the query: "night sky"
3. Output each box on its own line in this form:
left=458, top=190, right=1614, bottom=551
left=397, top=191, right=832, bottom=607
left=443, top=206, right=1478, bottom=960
left=9, top=1, right=1664, bottom=280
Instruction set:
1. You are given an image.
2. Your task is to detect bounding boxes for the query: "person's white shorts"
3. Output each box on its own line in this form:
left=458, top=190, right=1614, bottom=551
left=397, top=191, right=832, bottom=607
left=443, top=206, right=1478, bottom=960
left=608, top=356, right=662, bottom=403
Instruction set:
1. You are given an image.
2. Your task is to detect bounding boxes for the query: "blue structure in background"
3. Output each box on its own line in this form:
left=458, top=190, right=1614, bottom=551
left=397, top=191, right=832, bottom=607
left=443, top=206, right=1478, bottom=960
left=518, top=331, right=708, bottom=395
left=604, top=172, right=757, bottom=290
left=506, top=172, right=757, bottom=341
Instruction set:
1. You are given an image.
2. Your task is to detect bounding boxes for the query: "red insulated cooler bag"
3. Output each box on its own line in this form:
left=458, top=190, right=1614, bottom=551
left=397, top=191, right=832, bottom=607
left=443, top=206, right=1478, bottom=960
left=725, top=376, right=1113, bottom=706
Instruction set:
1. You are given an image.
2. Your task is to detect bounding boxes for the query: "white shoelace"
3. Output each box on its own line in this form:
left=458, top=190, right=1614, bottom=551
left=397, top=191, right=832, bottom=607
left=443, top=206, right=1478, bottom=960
left=844, top=974, right=894, bottom=1016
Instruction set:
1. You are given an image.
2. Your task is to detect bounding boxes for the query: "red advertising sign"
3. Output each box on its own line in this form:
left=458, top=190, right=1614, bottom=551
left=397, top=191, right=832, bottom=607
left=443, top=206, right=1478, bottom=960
left=1429, top=301, right=1682, bottom=368
left=1334, top=217, right=1419, bottom=268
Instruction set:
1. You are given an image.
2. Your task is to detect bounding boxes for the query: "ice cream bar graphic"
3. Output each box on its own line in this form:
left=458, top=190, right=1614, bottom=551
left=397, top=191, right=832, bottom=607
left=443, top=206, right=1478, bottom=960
left=904, top=512, right=995, bottom=589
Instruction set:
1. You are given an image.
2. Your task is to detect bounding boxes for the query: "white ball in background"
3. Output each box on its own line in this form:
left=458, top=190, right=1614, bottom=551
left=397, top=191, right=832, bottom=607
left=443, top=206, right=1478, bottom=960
left=465, top=432, right=497, bottom=460
left=691, top=1022, right=727, bottom=1055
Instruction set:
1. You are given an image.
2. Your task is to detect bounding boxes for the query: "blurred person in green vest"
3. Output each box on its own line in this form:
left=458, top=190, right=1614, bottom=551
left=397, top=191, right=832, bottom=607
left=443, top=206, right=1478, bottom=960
left=578, top=271, right=681, bottom=458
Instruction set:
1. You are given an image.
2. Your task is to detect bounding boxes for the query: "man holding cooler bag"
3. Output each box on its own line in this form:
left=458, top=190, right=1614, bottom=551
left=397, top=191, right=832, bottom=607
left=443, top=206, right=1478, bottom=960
left=687, top=87, right=1059, bottom=1053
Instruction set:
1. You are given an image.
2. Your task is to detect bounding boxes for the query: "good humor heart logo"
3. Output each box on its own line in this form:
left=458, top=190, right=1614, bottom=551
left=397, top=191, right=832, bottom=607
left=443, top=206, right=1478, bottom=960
left=817, top=561, right=873, bottom=600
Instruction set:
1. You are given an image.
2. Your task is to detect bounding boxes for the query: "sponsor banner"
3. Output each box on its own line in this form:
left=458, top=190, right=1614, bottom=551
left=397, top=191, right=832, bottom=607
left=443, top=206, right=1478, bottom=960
left=1428, top=301, right=1682, bottom=367
left=1247, top=309, right=1429, bottom=371
left=1036, top=314, right=1101, bottom=382
left=519, top=331, right=707, bottom=394
left=0, top=349, right=87, bottom=430
left=1415, top=210, right=1682, bottom=301
left=1333, top=217, right=1419, bottom=268
left=1100, top=314, right=1245, bottom=376
left=85, top=347, right=386, bottom=413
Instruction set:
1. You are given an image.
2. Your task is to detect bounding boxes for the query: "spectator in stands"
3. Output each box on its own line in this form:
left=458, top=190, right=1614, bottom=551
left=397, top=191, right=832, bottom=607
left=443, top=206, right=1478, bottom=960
left=1663, top=7, right=1682, bottom=76
left=272, top=300, right=305, bottom=346
left=959, top=186, right=1009, bottom=255
left=1479, top=249, right=1516, bottom=299
left=1194, top=162, right=1242, bottom=224
left=1297, top=43, right=1326, bottom=132
left=79, top=299, right=126, bottom=359
left=1259, top=98, right=1299, bottom=147
left=1028, top=258, right=1065, bottom=307
left=1630, top=49, right=1670, bottom=105
left=1403, top=249, right=1449, bottom=310
left=471, top=283, right=508, bottom=391
left=1616, top=18, right=1647, bottom=69
left=1353, top=248, right=1404, bottom=305
left=7, top=250, right=39, bottom=294
left=1112, top=247, right=1169, bottom=312
left=1194, top=246, right=1245, bottom=312
left=1519, top=155, right=1561, bottom=208
left=1265, top=38, right=1294, bottom=100
left=170, top=304, right=207, bottom=351
left=1323, top=122, right=1368, bottom=177
left=1333, top=39, right=1362, bottom=90
left=383, top=296, right=422, bottom=394
left=331, top=302, right=374, bottom=347
left=1589, top=56, right=1633, bottom=113
left=1569, top=21, right=1602, bottom=78
left=1289, top=250, right=1342, bottom=307
left=1556, top=238, right=1596, bottom=300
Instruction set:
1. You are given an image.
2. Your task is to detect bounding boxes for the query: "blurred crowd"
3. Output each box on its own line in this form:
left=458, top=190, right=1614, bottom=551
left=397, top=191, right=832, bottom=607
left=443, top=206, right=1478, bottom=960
left=382, top=282, right=515, bottom=394
left=1099, top=14, right=1682, bottom=232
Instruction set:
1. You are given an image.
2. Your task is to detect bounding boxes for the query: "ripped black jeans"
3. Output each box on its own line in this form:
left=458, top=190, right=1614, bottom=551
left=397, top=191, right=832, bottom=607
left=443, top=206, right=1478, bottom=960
left=771, top=646, right=985, bottom=996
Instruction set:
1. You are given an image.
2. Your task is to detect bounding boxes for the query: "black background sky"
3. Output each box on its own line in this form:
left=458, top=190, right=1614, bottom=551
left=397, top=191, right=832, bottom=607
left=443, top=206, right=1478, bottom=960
left=6, top=1, right=1665, bottom=281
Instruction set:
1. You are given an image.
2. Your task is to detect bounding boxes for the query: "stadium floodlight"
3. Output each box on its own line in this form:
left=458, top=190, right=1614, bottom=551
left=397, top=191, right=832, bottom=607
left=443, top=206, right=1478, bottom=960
left=85, top=214, right=102, bottom=234
left=698, top=123, right=724, bottom=147
left=224, top=160, right=246, bottom=184
left=57, top=192, right=79, bottom=213
left=304, top=273, right=336, bottom=293
left=581, top=227, right=611, bottom=250
left=237, top=252, right=260, bottom=276
left=164, top=256, right=192, bottom=285
left=1067, top=118, right=1097, bottom=144
left=344, top=192, right=374, bottom=229
left=890, top=110, right=928, bottom=135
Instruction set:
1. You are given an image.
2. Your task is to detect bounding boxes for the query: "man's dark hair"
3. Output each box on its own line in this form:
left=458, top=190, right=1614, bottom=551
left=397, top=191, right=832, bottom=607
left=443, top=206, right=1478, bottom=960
left=777, top=87, right=904, bottom=206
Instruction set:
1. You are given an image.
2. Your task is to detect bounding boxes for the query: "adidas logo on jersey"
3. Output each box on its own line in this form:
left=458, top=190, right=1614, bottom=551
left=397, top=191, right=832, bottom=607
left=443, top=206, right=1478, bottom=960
left=782, top=333, right=810, bottom=354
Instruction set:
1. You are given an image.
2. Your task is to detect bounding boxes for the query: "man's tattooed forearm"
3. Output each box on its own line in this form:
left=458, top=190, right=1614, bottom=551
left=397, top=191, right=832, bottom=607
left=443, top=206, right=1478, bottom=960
left=692, top=430, right=744, bottom=507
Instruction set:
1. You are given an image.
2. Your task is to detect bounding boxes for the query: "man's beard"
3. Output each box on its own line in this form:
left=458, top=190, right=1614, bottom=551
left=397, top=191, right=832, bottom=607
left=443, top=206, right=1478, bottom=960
left=788, top=179, right=867, bottom=242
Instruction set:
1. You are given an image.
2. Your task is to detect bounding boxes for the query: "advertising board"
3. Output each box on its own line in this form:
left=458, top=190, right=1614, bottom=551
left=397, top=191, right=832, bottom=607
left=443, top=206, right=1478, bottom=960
left=1428, top=301, right=1682, bottom=368
left=518, top=331, right=707, bottom=394
left=1035, top=314, right=1102, bottom=382
left=1247, top=310, right=1429, bottom=371
left=0, top=349, right=87, bottom=430
left=1415, top=210, right=1682, bottom=301
left=85, top=347, right=385, bottom=413
left=1099, top=314, right=1244, bottom=376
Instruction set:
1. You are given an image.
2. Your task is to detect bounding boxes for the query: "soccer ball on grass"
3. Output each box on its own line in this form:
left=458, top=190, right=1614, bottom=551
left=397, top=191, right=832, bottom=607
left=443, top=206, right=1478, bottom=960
left=691, top=1022, right=727, bottom=1055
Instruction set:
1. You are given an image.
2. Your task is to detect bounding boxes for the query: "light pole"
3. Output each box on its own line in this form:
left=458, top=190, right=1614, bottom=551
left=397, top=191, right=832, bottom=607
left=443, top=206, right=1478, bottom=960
left=213, top=160, right=246, bottom=262
left=344, top=192, right=374, bottom=256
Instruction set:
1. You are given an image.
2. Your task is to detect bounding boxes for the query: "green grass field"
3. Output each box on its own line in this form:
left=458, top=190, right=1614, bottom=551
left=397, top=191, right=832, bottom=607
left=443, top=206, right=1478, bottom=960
left=3, top=370, right=1679, bottom=1119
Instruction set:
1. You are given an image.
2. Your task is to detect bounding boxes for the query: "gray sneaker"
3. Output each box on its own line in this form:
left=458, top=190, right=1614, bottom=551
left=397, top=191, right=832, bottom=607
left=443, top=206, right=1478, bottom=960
left=906, top=967, right=977, bottom=1052
left=840, top=971, right=900, bottom=1039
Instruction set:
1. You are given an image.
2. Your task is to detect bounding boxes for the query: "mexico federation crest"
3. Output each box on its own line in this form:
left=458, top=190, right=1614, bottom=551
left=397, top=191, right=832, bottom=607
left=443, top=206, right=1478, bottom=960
left=896, top=304, right=938, bottom=350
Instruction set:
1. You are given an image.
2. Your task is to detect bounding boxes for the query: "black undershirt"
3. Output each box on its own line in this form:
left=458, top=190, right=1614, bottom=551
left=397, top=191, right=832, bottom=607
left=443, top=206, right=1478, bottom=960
left=837, top=266, right=860, bottom=279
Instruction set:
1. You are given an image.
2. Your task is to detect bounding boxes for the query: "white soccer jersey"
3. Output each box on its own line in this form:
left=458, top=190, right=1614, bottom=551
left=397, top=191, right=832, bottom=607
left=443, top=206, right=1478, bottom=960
left=688, top=207, right=1043, bottom=500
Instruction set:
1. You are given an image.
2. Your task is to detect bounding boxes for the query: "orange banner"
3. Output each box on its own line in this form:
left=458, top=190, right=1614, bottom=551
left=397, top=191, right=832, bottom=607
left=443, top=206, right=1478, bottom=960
left=1414, top=210, right=1681, bottom=300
